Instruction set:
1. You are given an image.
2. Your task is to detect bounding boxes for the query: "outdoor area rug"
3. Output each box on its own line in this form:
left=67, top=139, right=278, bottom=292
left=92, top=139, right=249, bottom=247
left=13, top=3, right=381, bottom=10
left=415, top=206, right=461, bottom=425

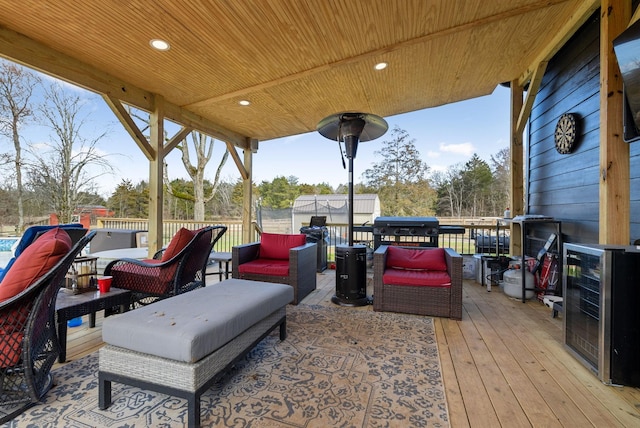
left=2, top=304, right=449, bottom=427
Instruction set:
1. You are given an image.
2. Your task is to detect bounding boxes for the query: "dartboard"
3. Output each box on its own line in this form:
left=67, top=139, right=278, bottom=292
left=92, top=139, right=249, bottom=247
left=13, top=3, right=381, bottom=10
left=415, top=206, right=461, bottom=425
left=554, top=113, right=577, bottom=154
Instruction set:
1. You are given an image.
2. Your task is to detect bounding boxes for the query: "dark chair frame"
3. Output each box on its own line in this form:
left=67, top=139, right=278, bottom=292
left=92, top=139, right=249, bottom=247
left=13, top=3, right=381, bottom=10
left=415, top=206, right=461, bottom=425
left=373, top=245, right=463, bottom=320
left=104, top=226, right=227, bottom=307
left=0, top=231, right=96, bottom=423
left=232, top=239, right=316, bottom=305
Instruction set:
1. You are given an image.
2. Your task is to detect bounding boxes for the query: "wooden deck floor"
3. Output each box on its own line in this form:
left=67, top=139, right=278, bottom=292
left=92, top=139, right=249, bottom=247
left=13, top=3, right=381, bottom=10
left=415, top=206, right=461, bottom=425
left=60, top=269, right=640, bottom=427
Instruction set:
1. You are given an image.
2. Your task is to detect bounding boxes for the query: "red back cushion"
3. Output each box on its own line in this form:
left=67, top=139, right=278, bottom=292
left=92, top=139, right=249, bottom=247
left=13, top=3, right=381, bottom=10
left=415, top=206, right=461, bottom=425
left=161, top=228, right=195, bottom=262
left=259, top=233, right=307, bottom=260
left=386, top=246, right=447, bottom=271
left=0, top=228, right=72, bottom=302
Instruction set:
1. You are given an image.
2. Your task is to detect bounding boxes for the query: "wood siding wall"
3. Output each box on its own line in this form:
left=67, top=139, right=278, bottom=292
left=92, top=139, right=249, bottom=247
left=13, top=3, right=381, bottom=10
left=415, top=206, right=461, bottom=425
left=528, top=10, right=640, bottom=245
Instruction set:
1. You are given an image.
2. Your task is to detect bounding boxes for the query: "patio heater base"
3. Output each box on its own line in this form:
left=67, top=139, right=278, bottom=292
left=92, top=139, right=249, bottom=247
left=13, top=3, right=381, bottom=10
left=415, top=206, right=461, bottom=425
left=333, top=245, right=369, bottom=307
left=331, top=294, right=370, bottom=307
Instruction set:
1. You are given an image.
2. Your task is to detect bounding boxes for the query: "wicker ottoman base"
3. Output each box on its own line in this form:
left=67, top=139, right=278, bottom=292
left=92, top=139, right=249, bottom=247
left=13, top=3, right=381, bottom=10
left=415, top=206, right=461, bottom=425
left=98, top=307, right=286, bottom=428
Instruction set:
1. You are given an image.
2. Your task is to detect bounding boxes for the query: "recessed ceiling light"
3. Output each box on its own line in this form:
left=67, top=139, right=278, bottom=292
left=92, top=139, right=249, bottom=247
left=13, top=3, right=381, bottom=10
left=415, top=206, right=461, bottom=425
left=149, top=39, right=170, bottom=51
left=239, top=100, right=251, bottom=106
left=374, top=62, right=388, bottom=70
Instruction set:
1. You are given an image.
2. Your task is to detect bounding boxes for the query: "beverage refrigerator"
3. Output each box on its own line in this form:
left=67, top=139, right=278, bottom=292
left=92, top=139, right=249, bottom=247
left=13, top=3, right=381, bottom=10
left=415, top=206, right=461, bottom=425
left=563, top=243, right=640, bottom=387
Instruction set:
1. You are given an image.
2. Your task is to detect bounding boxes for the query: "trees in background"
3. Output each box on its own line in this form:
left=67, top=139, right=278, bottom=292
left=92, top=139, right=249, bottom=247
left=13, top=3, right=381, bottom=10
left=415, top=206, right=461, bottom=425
left=165, top=131, right=229, bottom=221
left=26, top=83, right=112, bottom=223
left=0, top=63, right=40, bottom=231
left=362, top=126, right=436, bottom=216
left=432, top=150, right=510, bottom=217
left=108, top=179, right=148, bottom=218
left=488, top=147, right=510, bottom=214
left=257, top=176, right=300, bottom=209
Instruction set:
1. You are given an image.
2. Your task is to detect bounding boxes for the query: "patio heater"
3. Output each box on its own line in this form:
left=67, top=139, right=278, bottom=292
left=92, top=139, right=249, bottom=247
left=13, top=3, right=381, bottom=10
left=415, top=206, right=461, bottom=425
left=317, top=112, right=388, bottom=306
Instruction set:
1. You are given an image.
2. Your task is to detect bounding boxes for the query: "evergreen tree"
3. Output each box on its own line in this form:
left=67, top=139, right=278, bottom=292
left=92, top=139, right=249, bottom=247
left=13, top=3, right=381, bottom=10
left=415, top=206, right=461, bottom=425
left=258, top=176, right=300, bottom=209
left=362, top=126, right=435, bottom=216
left=108, top=179, right=148, bottom=218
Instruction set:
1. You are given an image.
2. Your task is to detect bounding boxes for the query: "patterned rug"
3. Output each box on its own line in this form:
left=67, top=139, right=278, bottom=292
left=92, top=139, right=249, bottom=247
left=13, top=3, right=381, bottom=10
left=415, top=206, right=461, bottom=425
left=2, top=304, right=449, bottom=427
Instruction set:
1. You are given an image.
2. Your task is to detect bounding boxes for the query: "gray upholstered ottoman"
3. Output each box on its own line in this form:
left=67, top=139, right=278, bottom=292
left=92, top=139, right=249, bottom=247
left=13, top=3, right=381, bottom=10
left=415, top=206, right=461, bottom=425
left=98, top=279, right=293, bottom=428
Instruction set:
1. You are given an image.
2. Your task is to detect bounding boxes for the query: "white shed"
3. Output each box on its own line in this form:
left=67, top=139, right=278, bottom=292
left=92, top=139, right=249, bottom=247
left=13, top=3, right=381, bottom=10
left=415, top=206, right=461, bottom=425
left=292, top=194, right=380, bottom=231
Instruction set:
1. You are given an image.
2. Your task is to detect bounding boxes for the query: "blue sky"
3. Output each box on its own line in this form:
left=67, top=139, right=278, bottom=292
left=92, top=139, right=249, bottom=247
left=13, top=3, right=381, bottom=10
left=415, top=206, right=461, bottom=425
left=6, top=74, right=511, bottom=197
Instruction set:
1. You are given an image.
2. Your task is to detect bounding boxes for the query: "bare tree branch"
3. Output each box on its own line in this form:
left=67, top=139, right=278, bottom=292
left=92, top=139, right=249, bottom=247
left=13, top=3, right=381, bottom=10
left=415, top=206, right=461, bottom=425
left=26, top=83, right=113, bottom=223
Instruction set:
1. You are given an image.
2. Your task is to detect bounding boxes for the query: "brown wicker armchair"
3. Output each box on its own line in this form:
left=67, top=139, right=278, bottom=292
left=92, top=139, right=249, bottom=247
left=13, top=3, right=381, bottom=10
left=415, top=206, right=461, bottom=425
left=232, top=232, right=316, bottom=305
left=373, top=245, right=463, bottom=320
left=0, top=230, right=95, bottom=423
left=105, top=225, right=227, bottom=307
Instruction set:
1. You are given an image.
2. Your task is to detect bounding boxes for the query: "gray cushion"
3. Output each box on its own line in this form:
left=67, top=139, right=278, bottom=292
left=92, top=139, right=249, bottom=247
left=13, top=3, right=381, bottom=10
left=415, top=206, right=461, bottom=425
left=102, top=279, right=293, bottom=363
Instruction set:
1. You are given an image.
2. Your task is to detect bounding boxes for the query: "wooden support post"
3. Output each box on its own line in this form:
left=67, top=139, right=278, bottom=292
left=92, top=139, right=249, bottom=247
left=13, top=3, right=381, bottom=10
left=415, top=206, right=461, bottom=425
left=510, top=81, right=525, bottom=256
left=599, top=0, right=631, bottom=245
left=148, top=95, right=165, bottom=254
left=242, top=139, right=256, bottom=243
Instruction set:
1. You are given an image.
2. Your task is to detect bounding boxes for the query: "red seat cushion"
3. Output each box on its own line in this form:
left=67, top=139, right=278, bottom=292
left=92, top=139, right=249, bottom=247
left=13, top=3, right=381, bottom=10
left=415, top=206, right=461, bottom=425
left=0, top=228, right=72, bottom=303
left=386, top=246, right=447, bottom=271
left=238, top=258, right=290, bottom=276
left=110, top=260, right=176, bottom=295
left=161, top=227, right=195, bottom=262
left=259, top=233, right=306, bottom=260
left=383, top=268, right=451, bottom=287
left=0, top=331, right=23, bottom=368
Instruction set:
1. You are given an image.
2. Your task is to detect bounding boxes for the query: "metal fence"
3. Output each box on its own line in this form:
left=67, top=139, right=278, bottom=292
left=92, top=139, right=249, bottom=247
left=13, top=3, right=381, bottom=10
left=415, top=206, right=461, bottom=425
left=96, top=218, right=510, bottom=259
left=96, top=218, right=248, bottom=252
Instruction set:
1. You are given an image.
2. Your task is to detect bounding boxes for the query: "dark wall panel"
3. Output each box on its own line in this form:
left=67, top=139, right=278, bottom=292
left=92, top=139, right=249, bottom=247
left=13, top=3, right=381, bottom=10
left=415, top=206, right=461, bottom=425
left=528, top=12, right=601, bottom=245
left=530, top=8, right=640, bottom=245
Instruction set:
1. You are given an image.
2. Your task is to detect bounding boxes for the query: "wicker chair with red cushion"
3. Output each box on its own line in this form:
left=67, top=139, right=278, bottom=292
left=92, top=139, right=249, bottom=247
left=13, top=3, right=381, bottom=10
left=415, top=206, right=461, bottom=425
left=232, top=232, right=317, bottom=305
left=373, top=245, right=463, bottom=320
left=0, top=230, right=95, bottom=422
left=104, top=225, right=227, bottom=307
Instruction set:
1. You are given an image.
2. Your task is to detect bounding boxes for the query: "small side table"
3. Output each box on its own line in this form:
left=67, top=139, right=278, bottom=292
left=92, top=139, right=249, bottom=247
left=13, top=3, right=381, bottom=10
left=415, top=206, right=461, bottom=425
left=208, top=251, right=232, bottom=281
left=55, top=287, right=131, bottom=362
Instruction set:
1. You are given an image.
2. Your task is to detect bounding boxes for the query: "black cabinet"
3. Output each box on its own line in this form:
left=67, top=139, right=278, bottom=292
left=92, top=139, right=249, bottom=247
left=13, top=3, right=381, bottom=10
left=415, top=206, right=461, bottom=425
left=563, top=243, right=640, bottom=387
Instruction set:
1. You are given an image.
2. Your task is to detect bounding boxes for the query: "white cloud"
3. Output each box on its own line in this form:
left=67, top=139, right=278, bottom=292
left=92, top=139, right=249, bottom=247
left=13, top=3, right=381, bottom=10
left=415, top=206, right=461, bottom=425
left=439, top=142, right=475, bottom=156
left=429, top=164, right=448, bottom=172
left=426, top=150, right=440, bottom=158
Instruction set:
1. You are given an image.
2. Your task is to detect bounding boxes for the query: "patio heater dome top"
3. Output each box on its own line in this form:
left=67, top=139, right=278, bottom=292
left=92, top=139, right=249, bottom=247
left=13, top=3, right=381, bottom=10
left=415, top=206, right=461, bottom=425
left=316, top=112, right=388, bottom=143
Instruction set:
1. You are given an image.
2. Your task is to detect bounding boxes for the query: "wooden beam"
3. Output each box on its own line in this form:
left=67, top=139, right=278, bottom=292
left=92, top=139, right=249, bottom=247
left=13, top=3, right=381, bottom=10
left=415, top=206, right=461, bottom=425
left=102, top=95, right=155, bottom=161
left=162, top=104, right=250, bottom=150
left=631, top=3, right=640, bottom=24
left=599, top=0, right=631, bottom=245
left=0, top=25, right=153, bottom=109
left=186, top=0, right=570, bottom=108
left=510, top=81, right=525, bottom=256
left=516, top=61, right=548, bottom=135
left=519, top=0, right=600, bottom=85
left=0, top=24, right=249, bottom=149
left=165, top=126, right=193, bottom=154
left=226, top=141, right=249, bottom=180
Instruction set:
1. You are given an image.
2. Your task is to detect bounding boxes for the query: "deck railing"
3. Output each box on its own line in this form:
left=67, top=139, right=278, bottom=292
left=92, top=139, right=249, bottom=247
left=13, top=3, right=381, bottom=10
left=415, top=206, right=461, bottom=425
left=95, top=218, right=510, bottom=259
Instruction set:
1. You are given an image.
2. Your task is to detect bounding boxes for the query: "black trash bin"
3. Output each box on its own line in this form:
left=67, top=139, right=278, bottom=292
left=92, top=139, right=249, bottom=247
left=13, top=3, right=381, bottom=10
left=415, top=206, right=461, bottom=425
left=300, top=225, right=328, bottom=272
left=332, top=244, right=368, bottom=306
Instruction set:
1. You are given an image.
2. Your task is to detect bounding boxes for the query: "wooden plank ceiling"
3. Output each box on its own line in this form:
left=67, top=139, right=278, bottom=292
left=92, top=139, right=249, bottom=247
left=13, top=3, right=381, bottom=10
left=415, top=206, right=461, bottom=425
left=0, top=0, right=596, bottom=146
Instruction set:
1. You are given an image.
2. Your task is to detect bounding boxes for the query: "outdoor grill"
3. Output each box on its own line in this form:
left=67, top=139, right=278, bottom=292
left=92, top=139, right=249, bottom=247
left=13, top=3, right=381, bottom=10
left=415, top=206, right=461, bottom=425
left=372, top=216, right=440, bottom=249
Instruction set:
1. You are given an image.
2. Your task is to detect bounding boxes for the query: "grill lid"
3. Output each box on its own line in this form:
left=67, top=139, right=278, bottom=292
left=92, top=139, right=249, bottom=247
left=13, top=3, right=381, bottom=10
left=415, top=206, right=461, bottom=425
left=373, top=216, right=439, bottom=227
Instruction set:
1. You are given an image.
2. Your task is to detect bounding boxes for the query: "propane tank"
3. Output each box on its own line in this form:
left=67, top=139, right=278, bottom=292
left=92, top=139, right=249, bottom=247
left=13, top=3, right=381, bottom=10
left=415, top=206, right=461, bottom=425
left=503, top=267, right=535, bottom=299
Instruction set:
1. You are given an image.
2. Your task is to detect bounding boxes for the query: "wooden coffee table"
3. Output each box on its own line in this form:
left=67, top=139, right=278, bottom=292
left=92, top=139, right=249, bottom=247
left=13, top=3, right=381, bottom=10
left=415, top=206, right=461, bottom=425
left=55, top=287, right=131, bottom=362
